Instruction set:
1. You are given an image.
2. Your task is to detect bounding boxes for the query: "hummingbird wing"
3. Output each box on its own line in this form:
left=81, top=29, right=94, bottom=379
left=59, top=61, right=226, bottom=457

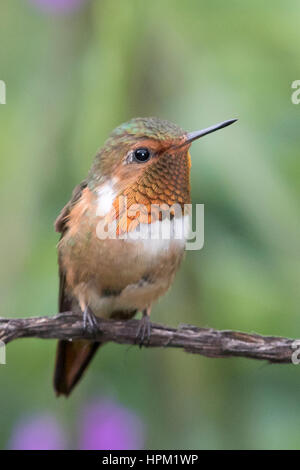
left=54, top=180, right=88, bottom=234
left=53, top=180, right=101, bottom=396
left=55, top=180, right=88, bottom=313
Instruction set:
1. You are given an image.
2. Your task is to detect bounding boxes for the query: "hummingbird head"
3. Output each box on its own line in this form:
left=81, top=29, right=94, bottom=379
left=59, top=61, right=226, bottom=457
left=89, top=116, right=237, bottom=218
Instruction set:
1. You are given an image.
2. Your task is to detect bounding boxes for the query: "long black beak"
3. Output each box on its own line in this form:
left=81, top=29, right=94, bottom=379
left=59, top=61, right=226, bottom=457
left=186, top=119, right=237, bottom=144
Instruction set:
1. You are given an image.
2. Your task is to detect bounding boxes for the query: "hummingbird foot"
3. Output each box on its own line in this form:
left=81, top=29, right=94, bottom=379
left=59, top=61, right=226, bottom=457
left=83, top=306, right=99, bottom=336
left=136, top=308, right=152, bottom=348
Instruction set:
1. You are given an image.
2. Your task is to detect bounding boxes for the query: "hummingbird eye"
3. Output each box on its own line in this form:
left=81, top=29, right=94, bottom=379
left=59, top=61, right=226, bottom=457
left=133, top=148, right=151, bottom=163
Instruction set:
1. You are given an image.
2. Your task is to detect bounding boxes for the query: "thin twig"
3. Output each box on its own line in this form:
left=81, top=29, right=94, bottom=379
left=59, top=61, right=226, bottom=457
left=0, top=312, right=298, bottom=364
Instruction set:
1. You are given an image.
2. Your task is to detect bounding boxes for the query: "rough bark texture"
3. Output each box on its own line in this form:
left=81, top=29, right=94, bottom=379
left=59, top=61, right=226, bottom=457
left=0, top=312, right=298, bottom=364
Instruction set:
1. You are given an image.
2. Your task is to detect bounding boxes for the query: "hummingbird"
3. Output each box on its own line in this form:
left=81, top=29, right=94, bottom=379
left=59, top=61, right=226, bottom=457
left=53, top=116, right=237, bottom=396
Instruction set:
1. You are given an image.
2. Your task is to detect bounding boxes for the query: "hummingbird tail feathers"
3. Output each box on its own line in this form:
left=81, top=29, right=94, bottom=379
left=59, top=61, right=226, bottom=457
left=53, top=339, right=101, bottom=396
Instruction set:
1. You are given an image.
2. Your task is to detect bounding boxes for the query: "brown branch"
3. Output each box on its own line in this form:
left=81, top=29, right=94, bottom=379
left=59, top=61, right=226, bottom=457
left=0, top=312, right=298, bottom=364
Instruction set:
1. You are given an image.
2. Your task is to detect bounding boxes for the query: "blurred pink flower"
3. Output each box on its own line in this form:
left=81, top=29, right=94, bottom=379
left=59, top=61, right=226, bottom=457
left=79, top=399, right=145, bottom=450
left=9, top=414, right=66, bottom=450
left=28, top=0, right=88, bottom=13
left=8, top=398, right=144, bottom=450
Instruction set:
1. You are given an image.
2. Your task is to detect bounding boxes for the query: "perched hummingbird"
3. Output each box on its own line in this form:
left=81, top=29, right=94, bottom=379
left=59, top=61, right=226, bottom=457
left=53, top=117, right=237, bottom=396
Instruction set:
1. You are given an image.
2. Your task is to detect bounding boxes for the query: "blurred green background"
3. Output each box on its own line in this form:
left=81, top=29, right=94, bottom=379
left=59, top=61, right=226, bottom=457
left=0, top=0, right=300, bottom=450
